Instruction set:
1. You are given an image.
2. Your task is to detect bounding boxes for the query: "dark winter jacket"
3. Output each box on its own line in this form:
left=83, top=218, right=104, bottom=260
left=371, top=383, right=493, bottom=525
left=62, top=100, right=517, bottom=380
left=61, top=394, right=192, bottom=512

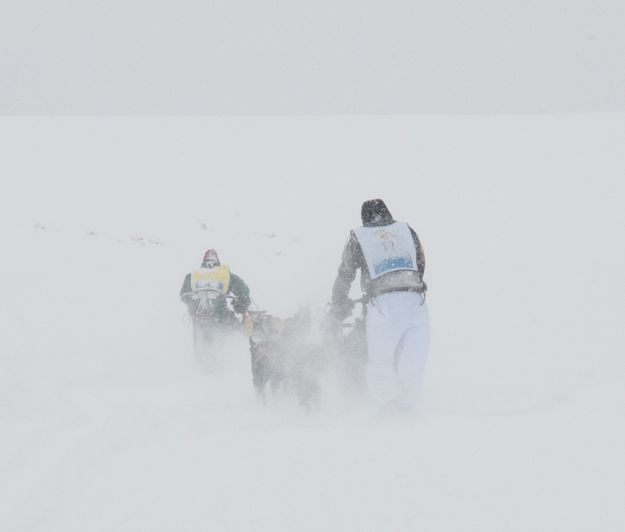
left=180, top=270, right=251, bottom=316
left=331, top=220, right=425, bottom=317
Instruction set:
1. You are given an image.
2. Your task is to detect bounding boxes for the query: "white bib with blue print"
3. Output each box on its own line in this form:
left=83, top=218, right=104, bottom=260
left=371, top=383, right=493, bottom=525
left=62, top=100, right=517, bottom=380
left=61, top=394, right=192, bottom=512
left=353, top=222, right=417, bottom=280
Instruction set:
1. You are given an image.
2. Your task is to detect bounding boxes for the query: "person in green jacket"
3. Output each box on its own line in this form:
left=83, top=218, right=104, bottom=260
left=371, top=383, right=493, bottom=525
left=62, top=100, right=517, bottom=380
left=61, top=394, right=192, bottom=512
left=180, top=249, right=251, bottom=328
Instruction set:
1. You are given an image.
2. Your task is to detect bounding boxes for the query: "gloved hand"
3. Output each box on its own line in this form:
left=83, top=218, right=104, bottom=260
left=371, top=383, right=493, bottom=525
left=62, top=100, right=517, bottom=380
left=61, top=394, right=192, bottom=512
left=232, top=299, right=249, bottom=314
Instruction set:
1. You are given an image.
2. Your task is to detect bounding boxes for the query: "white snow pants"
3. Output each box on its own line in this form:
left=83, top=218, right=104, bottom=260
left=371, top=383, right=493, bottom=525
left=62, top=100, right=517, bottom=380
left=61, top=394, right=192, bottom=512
left=365, top=291, right=430, bottom=409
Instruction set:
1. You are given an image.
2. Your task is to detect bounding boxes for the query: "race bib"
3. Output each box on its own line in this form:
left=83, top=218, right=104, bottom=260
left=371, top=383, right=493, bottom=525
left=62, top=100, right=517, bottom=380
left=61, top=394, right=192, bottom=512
left=190, top=265, right=231, bottom=295
left=353, top=222, right=417, bottom=279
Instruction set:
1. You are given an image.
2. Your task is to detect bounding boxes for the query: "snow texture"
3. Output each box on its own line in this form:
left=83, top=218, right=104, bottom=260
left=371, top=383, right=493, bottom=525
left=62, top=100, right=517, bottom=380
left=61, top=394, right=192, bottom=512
left=1, top=115, right=624, bottom=531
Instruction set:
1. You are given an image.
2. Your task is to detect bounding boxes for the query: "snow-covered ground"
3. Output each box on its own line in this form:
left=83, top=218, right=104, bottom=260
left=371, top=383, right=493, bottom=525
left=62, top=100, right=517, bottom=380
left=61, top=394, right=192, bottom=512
left=1, top=115, right=624, bottom=531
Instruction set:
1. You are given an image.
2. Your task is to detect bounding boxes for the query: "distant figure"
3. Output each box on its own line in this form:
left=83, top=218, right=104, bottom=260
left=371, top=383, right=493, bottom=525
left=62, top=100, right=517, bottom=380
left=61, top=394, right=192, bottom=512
left=180, top=249, right=250, bottom=366
left=328, top=199, right=430, bottom=412
left=180, top=249, right=250, bottom=319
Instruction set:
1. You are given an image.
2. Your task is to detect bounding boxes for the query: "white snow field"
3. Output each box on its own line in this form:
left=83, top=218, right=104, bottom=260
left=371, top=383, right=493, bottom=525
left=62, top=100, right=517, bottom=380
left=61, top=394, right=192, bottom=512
left=1, top=115, right=624, bottom=531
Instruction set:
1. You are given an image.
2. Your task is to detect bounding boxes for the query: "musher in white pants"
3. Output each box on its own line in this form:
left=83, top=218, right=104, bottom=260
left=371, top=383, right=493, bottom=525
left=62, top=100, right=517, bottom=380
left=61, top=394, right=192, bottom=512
left=329, top=199, right=430, bottom=411
left=366, top=291, right=429, bottom=407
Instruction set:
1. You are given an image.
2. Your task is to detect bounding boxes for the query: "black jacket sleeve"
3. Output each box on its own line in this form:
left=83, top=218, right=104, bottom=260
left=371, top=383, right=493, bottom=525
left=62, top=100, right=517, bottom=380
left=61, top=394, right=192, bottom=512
left=228, top=273, right=251, bottom=310
left=180, top=273, right=192, bottom=303
left=409, top=226, right=425, bottom=278
left=330, top=232, right=361, bottom=314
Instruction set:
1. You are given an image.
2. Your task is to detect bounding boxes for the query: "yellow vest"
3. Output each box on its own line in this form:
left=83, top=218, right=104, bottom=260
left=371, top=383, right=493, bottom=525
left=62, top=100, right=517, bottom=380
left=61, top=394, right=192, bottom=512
left=190, top=265, right=231, bottom=295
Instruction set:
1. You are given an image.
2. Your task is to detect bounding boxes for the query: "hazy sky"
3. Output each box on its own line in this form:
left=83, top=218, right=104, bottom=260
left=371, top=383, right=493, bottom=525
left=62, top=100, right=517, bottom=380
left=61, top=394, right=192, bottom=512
left=1, top=0, right=624, bottom=114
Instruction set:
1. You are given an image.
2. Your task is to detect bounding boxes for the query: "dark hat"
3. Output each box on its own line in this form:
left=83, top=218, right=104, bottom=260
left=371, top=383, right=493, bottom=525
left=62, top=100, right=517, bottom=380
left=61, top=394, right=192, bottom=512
left=201, top=249, right=220, bottom=267
left=361, top=199, right=393, bottom=226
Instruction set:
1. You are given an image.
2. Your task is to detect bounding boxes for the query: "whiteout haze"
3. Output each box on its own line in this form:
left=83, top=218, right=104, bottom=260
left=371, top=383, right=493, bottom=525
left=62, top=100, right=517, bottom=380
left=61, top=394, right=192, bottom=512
left=1, top=115, right=624, bottom=531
